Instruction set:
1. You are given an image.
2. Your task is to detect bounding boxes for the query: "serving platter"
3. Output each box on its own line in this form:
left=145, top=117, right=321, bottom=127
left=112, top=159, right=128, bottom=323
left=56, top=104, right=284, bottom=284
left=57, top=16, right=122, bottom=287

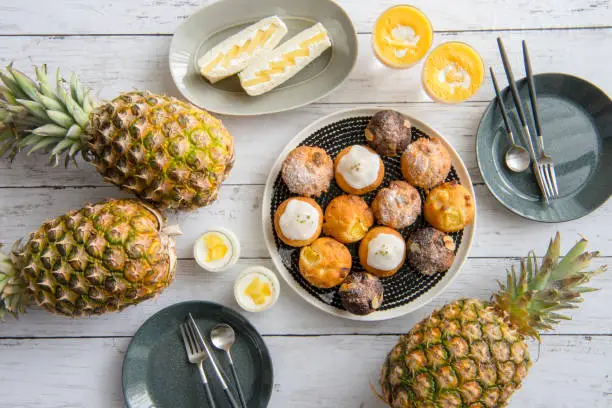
left=169, top=0, right=358, bottom=116
left=262, top=108, right=476, bottom=321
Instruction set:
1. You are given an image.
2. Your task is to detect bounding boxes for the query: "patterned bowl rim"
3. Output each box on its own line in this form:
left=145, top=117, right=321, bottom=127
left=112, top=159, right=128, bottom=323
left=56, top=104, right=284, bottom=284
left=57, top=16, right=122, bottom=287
left=262, top=107, right=476, bottom=321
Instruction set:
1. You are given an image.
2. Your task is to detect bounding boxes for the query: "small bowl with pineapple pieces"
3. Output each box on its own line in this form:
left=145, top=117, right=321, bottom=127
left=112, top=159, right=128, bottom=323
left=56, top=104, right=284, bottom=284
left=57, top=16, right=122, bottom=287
left=263, top=108, right=476, bottom=320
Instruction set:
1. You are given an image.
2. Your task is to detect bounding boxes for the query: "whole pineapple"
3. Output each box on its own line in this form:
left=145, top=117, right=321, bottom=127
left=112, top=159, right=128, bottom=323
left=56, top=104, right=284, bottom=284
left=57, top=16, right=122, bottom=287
left=0, top=64, right=235, bottom=210
left=380, top=233, right=605, bottom=407
left=0, top=199, right=182, bottom=318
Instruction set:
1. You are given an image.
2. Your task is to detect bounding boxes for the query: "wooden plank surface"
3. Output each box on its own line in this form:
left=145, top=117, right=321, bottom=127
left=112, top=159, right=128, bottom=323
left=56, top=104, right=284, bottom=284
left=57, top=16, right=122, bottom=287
left=1, top=1, right=611, bottom=407
left=0, top=335, right=609, bottom=407
left=1, top=30, right=611, bottom=106
left=0, top=185, right=610, bottom=259
left=0, top=258, right=608, bottom=338
left=1, top=0, right=610, bottom=34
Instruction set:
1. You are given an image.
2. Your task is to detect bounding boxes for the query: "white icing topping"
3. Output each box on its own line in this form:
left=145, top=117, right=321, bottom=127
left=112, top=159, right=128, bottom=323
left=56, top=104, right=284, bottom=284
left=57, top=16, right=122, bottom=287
left=279, top=200, right=320, bottom=240
left=437, top=64, right=472, bottom=95
left=367, top=233, right=405, bottom=271
left=337, top=145, right=381, bottom=189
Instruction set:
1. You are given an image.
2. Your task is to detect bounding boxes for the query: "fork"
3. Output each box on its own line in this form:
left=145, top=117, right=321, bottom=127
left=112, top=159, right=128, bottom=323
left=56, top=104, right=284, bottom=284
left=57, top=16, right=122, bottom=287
left=497, top=38, right=554, bottom=204
left=522, top=40, right=559, bottom=198
left=180, top=322, right=217, bottom=408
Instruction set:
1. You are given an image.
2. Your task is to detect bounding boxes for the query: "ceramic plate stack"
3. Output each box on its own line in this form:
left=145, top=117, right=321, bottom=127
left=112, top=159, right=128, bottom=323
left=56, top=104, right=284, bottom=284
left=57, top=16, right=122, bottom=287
left=262, top=108, right=476, bottom=320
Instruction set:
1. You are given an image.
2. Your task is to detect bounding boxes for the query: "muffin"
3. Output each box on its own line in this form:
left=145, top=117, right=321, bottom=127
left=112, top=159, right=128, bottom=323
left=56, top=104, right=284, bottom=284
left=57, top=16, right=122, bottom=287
left=424, top=182, right=475, bottom=232
left=406, top=227, right=456, bottom=276
left=339, top=272, right=384, bottom=315
left=358, top=226, right=406, bottom=277
left=400, top=137, right=451, bottom=188
left=334, top=145, right=384, bottom=195
left=371, top=180, right=422, bottom=229
left=274, top=197, right=323, bottom=247
left=323, top=195, right=374, bottom=244
left=365, top=110, right=412, bottom=156
left=299, top=237, right=352, bottom=288
left=282, top=146, right=333, bottom=197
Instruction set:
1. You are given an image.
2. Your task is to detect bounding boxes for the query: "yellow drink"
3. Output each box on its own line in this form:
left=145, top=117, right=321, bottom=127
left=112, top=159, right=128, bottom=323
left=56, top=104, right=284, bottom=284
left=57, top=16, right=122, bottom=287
left=422, top=42, right=484, bottom=103
left=372, top=5, right=433, bottom=68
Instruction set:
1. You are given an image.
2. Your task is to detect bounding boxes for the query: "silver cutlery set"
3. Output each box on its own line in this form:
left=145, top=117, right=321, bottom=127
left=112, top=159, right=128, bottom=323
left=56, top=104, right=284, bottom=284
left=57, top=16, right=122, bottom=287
left=492, top=38, right=560, bottom=204
left=180, top=314, right=246, bottom=408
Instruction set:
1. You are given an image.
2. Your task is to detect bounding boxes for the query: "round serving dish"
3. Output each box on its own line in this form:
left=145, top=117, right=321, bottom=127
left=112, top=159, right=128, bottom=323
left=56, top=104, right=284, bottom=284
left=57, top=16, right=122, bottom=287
left=169, top=0, right=358, bottom=116
left=262, top=108, right=476, bottom=321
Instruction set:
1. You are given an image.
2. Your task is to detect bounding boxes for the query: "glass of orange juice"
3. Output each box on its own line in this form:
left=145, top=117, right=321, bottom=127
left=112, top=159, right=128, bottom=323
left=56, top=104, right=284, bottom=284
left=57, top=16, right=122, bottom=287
left=421, top=41, right=485, bottom=103
left=372, top=5, right=434, bottom=68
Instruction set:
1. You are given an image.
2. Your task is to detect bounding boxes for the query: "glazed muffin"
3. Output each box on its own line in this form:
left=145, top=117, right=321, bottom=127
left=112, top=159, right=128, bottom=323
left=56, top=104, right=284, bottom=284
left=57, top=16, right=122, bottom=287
left=358, top=226, right=406, bottom=277
left=274, top=197, right=323, bottom=247
left=365, top=110, right=412, bottom=156
left=371, top=180, right=422, bottom=229
left=424, top=182, right=475, bottom=232
left=323, top=195, right=374, bottom=244
left=282, top=146, right=333, bottom=197
left=406, top=227, right=456, bottom=276
left=334, top=145, right=384, bottom=195
left=400, top=137, right=451, bottom=188
left=299, top=237, right=352, bottom=288
left=339, top=272, right=384, bottom=315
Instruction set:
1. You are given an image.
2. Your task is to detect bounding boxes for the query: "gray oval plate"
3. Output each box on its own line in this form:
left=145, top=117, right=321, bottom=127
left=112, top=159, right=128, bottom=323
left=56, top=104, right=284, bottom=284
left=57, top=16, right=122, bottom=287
left=169, top=0, right=357, bottom=116
left=477, top=73, right=611, bottom=222
left=122, top=301, right=273, bottom=408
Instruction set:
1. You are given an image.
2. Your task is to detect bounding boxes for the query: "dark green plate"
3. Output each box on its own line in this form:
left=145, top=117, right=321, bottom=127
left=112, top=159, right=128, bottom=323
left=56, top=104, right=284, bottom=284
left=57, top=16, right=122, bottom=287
left=122, top=301, right=273, bottom=408
left=477, top=73, right=611, bottom=222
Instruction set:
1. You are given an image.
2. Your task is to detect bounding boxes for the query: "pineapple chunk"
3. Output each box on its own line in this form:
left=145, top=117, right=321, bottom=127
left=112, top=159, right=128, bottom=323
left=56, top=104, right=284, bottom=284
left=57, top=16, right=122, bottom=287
left=302, top=246, right=321, bottom=265
left=204, top=234, right=228, bottom=262
left=244, top=276, right=272, bottom=305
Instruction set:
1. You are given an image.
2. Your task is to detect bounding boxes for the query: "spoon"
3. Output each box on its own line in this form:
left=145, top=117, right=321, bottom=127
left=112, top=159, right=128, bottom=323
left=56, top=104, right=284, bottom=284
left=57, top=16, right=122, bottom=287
left=490, top=68, right=531, bottom=172
left=211, top=324, right=247, bottom=408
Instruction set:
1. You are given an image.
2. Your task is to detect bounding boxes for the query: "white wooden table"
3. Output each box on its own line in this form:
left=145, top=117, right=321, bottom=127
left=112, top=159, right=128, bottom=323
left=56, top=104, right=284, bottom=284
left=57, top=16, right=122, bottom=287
left=1, top=1, right=611, bottom=407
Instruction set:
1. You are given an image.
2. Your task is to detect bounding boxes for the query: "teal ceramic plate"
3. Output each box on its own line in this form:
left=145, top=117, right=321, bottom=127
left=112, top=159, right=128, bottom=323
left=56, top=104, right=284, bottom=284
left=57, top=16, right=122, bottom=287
left=122, top=301, right=273, bottom=408
left=477, top=73, right=611, bottom=222
left=169, top=0, right=357, bottom=116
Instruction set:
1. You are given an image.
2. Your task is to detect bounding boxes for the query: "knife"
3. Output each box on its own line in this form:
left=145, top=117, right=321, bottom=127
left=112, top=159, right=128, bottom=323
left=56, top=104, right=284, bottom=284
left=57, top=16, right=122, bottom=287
left=188, top=313, right=240, bottom=408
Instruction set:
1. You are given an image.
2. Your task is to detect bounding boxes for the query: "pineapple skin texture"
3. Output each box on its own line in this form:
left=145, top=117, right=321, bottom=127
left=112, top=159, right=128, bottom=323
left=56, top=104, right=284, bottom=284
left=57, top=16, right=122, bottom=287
left=12, top=199, right=177, bottom=317
left=380, top=299, right=531, bottom=408
left=88, top=92, right=235, bottom=210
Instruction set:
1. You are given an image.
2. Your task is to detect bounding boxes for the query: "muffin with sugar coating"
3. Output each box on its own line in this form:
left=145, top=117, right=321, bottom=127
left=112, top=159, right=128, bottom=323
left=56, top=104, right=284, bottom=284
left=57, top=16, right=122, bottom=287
left=282, top=146, right=333, bottom=197
left=401, top=137, right=450, bottom=189
left=406, top=227, right=456, bottom=276
left=371, top=180, right=422, bottom=230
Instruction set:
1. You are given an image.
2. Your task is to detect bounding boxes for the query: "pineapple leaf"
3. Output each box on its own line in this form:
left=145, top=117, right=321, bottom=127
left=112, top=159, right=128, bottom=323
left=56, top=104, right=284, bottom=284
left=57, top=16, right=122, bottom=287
left=32, top=123, right=68, bottom=137
left=493, top=233, right=606, bottom=339
left=0, top=64, right=94, bottom=164
left=38, top=94, right=65, bottom=112
left=47, top=109, right=74, bottom=128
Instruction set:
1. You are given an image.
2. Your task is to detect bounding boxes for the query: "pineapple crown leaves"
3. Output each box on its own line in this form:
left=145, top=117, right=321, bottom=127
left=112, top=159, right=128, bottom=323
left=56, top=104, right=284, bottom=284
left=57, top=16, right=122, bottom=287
left=0, top=244, right=29, bottom=320
left=0, top=63, right=95, bottom=167
left=492, top=233, right=606, bottom=341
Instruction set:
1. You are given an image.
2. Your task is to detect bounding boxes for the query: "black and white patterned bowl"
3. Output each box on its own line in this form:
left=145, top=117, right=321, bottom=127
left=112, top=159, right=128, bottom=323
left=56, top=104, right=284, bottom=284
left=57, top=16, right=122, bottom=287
left=262, top=108, right=476, bottom=320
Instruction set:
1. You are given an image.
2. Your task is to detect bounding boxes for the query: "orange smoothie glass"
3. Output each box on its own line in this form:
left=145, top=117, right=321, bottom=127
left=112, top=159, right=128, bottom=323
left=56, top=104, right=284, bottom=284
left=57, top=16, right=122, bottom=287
left=421, top=41, right=485, bottom=103
left=372, top=5, right=434, bottom=68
